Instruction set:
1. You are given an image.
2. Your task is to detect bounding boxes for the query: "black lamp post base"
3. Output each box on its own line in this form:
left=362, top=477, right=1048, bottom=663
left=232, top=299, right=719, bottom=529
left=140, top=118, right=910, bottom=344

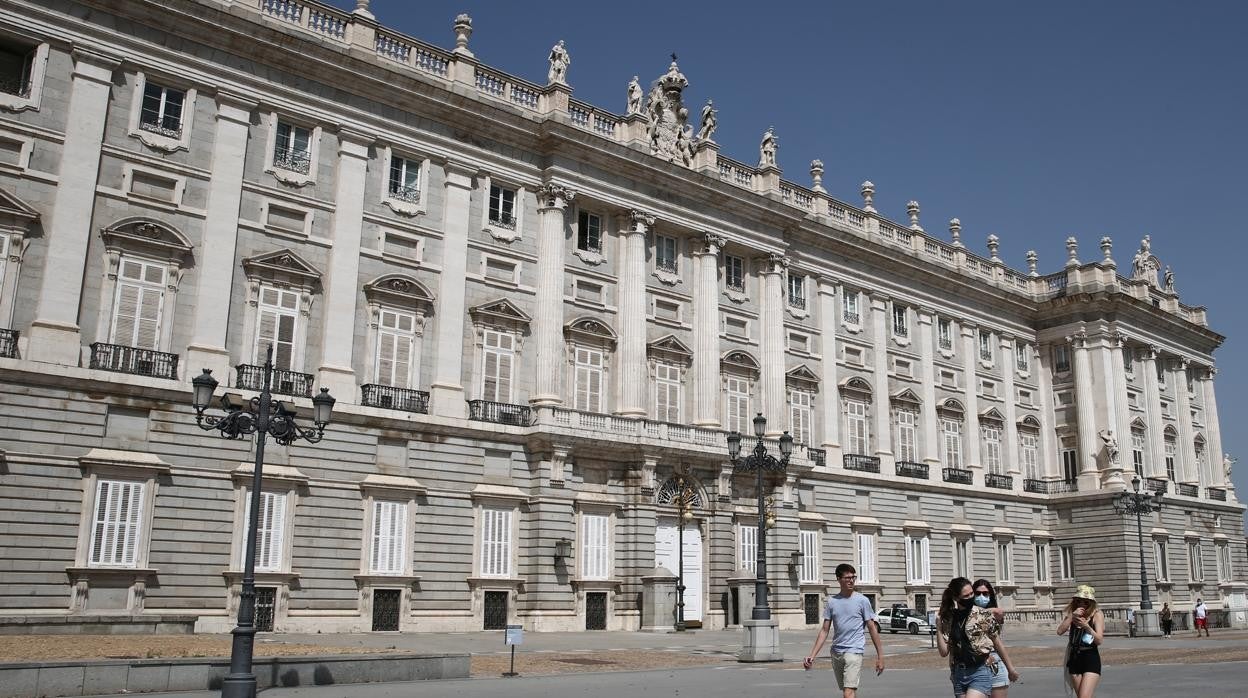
left=220, top=674, right=258, bottom=698
left=738, top=618, right=783, bottom=662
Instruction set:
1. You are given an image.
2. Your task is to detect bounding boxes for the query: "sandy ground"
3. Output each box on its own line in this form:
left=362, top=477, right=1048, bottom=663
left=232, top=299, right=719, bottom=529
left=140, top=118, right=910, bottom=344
left=0, top=635, right=404, bottom=662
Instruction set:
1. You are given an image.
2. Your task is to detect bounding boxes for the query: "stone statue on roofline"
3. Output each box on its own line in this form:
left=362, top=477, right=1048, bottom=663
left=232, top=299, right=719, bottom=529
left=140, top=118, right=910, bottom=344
left=548, top=40, right=570, bottom=84
left=645, top=57, right=691, bottom=165
left=626, top=76, right=643, bottom=115
left=1131, top=235, right=1162, bottom=287
left=696, top=99, right=717, bottom=142
left=1225, top=454, right=1237, bottom=482
left=759, top=127, right=777, bottom=168
left=1163, top=265, right=1175, bottom=292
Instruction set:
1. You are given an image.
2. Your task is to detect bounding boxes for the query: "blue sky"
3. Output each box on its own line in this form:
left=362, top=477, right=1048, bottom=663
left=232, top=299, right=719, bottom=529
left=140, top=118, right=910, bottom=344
left=331, top=1, right=1247, bottom=512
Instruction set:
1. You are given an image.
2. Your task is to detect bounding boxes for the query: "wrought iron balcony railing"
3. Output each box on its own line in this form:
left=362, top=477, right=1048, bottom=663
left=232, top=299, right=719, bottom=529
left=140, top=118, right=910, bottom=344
left=1048, top=480, right=1079, bottom=494
left=361, top=384, right=429, bottom=414
left=488, top=213, right=516, bottom=230
left=1023, top=478, right=1045, bottom=493
left=138, top=119, right=183, bottom=139
left=273, top=149, right=311, bottom=174
left=942, top=467, right=973, bottom=485
left=0, top=75, right=31, bottom=99
left=656, top=257, right=678, bottom=274
left=805, top=447, right=827, bottom=468
left=235, top=364, right=313, bottom=398
left=89, top=343, right=179, bottom=380
left=1176, top=483, right=1199, bottom=497
left=0, top=328, right=17, bottom=359
left=788, top=293, right=806, bottom=310
left=843, top=311, right=860, bottom=325
left=895, top=461, right=929, bottom=479
left=1144, top=477, right=1169, bottom=495
left=985, top=473, right=1013, bottom=490
left=468, top=399, right=534, bottom=426
left=843, top=454, right=880, bottom=473
left=1208, top=487, right=1227, bottom=501
left=388, top=183, right=421, bottom=203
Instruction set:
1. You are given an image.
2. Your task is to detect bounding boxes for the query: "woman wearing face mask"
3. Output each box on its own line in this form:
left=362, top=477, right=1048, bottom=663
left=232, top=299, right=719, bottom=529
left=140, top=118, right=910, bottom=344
left=1056, top=584, right=1104, bottom=698
left=972, top=579, right=1021, bottom=696
left=935, top=577, right=1002, bottom=698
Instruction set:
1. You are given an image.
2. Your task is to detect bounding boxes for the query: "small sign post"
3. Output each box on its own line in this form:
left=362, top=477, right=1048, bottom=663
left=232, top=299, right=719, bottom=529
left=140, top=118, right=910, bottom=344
left=503, top=624, right=523, bottom=677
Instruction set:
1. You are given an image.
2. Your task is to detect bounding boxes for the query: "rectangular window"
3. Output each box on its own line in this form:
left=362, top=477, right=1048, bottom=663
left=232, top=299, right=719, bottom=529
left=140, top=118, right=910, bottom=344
left=480, top=508, right=512, bottom=578
left=388, top=155, right=421, bottom=203
left=488, top=184, right=517, bottom=228
left=938, top=318, right=953, bottom=350
left=655, top=234, right=677, bottom=273
left=800, top=529, right=819, bottom=584
left=370, top=500, right=407, bottom=574
left=1019, top=389, right=1033, bottom=406
left=481, top=330, right=515, bottom=403
left=1021, top=432, right=1039, bottom=480
left=110, top=257, right=166, bottom=350
left=1217, top=544, right=1232, bottom=582
left=789, top=390, right=813, bottom=445
left=738, top=524, right=758, bottom=575
left=895, top=409, right=917, bottom=462
left=1131, top=430, right=1146, bottom=475
left=979, top=331, right=993, bottom=361
left=375, top=309, right=417, bottom=388
left=724, top=254, right=744, bottom=291
left=843, top=291, right=860, bottom=325
left=983, top=424, right=1003, bottom=475
left=243, top=490, right=287, bottom=573
left=139, top=81, right=185, bottom=137
left=1053, top=345, right=1072, bottom=373
left=856, top=532, right=876, bottom=583
left=255, top=286, right=299, bottom=370
left=1122, top=346, right=1134, bottom=375
left=996, top=540, right=1012, bottom=581
left=0, top=43, right=35, bottom=98
left=574, top=347, right=604, bottom=413
left=1034, top=542, right=1049, bottom=583
left=725, top=376, right=750, bottom=434
left=577, top=210, right=602, bottom=252
left=1059, top=545, right=1075, bottom=580
left=581, top=513, right=610, bottom=580
left=955, top=538, right=970, bottom=578
left=892, top=304, right=908, bottom=338
left=1188, top=541, right=1205, bottom=582
left=1164, top=439, right=1177, bottom=482
left=273, top=120, right=311, bottom=174
left=942, top=419, right=963, bottom=468
left=1016, top=342, right=1030, bottom=372
left=845, top=399, right=869, bottom=455
left=654, top=363, right=682, bottom=423
left=1154, top=541, right=1170, bottom=581
left=1061, top=441, right=1078, bottom=483
left=905, top=535, right=930, bottom=584
left=787, top=273, right=806, bottom=309
left=88, top=480, right=145, bottom=567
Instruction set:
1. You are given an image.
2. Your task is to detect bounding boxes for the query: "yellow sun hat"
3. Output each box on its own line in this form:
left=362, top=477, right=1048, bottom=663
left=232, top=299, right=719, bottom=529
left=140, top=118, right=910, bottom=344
left=1074, top=584, right=1096, bottom=601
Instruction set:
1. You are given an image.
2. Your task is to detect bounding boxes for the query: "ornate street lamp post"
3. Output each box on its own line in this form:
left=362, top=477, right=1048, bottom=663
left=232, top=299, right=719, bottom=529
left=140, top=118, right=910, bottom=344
left=191, top=346, right=335, bottom=698
left=727, top=413, right=793, bottom=661
left=1114, top=474, right=1163, bottom=636
left=673, top=475, right=697, bottom=632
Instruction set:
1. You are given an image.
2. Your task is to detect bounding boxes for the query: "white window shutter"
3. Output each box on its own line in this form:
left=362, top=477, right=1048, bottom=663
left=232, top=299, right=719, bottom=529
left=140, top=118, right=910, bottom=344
left=89, top=480, right=145, bottom=567
left=922, top=537, right=931, bottom=583
left=582, top=514, right=609, bottom=580
left=371, top=500, right=407, bottom=574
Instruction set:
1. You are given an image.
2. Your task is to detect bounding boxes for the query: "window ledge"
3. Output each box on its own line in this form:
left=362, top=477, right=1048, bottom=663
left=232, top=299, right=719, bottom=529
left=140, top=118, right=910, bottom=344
left=66, top=566, right=158, bottom=581
left=786, top=306, right=809, bottom=320
left=467, top=577, right=526, bottom=588
left=843, top=323, right=862, bottom=334
left=131, top=129, right=188, bottom=154
left=484, top=224, right=522, bottom=243
left=383, top=197, right=425, bottom=218
left=354, top=574, right=422, bottom=587
left=573, top=248, right=606, bottom=266
left=722, top=288, right=749, bottom=305
left=570, top=578, right=624, bottom=590
left=652, top=268, right=682, bottom=286
left=222, top=570, right=301, bottom=585
left=266, top=166, right=314, bottom=188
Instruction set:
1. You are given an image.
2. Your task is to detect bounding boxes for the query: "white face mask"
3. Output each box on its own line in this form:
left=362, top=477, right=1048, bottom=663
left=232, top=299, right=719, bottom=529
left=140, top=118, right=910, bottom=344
left=973, top=595, right=991, bottom=608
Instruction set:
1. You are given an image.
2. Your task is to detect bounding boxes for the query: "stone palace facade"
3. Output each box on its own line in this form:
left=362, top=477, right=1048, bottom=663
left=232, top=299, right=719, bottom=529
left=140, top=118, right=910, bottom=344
left=0, top=0, right=1243, bottom=634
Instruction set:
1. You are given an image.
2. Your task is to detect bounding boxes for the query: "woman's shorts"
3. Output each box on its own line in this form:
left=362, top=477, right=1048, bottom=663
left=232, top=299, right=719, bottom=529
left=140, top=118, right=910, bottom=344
left=1066, top=646, right=1102, bottom=676
left=950, top=662, right=993, bottom=697
left=989, top=652, right=1009, bottom=688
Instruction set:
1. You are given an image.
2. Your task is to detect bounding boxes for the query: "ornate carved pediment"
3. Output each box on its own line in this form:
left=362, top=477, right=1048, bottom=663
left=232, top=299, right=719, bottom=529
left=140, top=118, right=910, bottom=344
left=564, top=316, right=617, bottom=348
left=939, top=398, right=965, bottom=415
left=469, top=298, right=532, bottom=329
left=100, top=218, right=192, bottom=262
left=647, top=334, right=692, bottom=360
left=980, top=407, right=1006, bottom=423
left=1018, top=415, right=1042, bottom=430
left=721, top=350, right=760, bottom=376
left=891, top=388, right=921, bottom=405
left=839, top=376, right=872, bottom=397
left=242, top=248, right=322, bottom=287
left=786, top=365, right=821, bottom=389
left=363, top=274, right=434, bottom=312
left=0, top=188, right=39, bottom=226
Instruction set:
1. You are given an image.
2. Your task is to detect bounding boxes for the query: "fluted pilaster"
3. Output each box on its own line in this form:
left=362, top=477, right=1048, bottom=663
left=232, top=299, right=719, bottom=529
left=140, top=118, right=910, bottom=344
left=870, top=295, right=893, bottom=461
left=692, top=234, right=724, bottom=427
left=760, top=253, right=787, bottom=436
left=531, top=183, right=574, bottom=406
left=818, top=279, right=840, bottom=453
left=615, top=210, right=652, bottom=418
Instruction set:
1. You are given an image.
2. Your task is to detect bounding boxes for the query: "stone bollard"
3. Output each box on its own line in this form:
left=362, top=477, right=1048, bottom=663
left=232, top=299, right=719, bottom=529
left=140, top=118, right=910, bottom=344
left=640, top=567, right=678, bottom=632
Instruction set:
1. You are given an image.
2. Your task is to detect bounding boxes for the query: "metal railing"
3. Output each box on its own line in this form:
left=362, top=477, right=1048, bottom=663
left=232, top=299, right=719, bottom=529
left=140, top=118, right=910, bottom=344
left=388, top=183, right=421, bottom=203
left=1176, top=483, right=1199, bottom=497
left=985, top=473, right=1013, bottom=489
left=0, top=328, right=17, bottom=358
left=1207, top=487, right=1227, bottom=501
left=1024, top=478, right=1078, bottom=494
left=1145, top=477, right=1169, bottom=495
left=805, top=447, right=826, bottom=468
left=468, top=399, right=534, bottom=426
left=895, top=461, right=929, bottom=479
left=235, top=364, right=313, bottom=398
left=89, top=343, right=179, bottom=380
left=843, top=311, right=860, bottom=325
left=360, top=384, right=429, bottom=414
left=943, top=467, right=973, bottom=485
left=273, top=149, right=311, bottom=174
left=788, top=293, right=806, bottom=310
left=843, top=454, right=880, bottom=473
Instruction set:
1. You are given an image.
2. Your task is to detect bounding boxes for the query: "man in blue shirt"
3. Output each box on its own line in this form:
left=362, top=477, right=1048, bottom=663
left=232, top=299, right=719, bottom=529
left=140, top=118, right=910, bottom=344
left=803, top=563, right=885, bottom=697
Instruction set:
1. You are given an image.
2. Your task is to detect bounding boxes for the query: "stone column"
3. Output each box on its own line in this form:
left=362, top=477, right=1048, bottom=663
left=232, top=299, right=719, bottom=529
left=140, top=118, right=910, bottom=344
left=760, top=254, right=787, bottom=437
left=615, top=211, right=651, bottom=418
left=870, top=295, right=893, bottom=463
left=1071, top=330, right=1101, bottom=490
left=1172, top=359, right=1198, bottom=486
left=999, top=335, right=1020, bottom=486
left=817, top=278, right=840, bottom=455
left=1104, top=333, right=1129, bottom=487
left=1141, top=347, right=1167, bottom=480
left=315, top=129, right=372, bottom=400
left=1200, top=367, right=1226, bottom=487
left=531, top=184, right=574, bottom=406
left=917, top=309, right=939, bottom=465
left=960, top=322, right=981, bottom=478
left=428, top=163, right=476, bottom=419
left=692, top=234, right=724, bottom=427
left=26, top=49, right=119, bottom=366
left=1036, top=344, right=1060, bottom=479
left=186, top=93, right=257, bottom=377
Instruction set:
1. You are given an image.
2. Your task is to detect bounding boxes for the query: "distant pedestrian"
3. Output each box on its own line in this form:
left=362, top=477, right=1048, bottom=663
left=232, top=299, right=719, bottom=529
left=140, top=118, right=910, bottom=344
left=1126, top=607, right=1135, bottom=637
left=803, top=563, right=886, bottom=698
left=1194, top=598, right=1209, bottom=637
left=972, top=579, right=1021, bottom=696
left=1057, top=584, right=1104, bottom=698
left=1160, top=603, right=1173, bottom=638
left=935, top=577, right=1003, bottom=698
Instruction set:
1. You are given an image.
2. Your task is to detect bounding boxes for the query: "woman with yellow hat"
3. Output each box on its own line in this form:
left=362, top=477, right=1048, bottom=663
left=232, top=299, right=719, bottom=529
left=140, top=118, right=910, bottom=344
left=1056, top=584, right=1104, bottom=697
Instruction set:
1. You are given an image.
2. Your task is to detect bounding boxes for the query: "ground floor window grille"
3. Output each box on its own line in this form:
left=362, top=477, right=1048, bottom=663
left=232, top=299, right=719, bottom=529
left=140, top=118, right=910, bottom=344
left=586, top=592, right=607, bottom=630
left=254, top=586, right=276, bottom=632
left=484, top=591, right=508, bottom=630
left=371, top=589, right=401, bottom=632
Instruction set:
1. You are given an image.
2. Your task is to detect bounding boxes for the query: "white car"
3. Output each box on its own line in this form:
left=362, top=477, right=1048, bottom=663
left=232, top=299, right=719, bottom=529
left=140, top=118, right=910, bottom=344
left=877, top=607, right=934, bottom=635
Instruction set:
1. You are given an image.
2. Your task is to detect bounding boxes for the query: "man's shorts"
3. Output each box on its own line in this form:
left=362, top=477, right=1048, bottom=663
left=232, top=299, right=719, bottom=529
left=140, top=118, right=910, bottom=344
left=1195, top=617, right=1208, bottom=629
left=831, top=652, right=864, bottom=690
